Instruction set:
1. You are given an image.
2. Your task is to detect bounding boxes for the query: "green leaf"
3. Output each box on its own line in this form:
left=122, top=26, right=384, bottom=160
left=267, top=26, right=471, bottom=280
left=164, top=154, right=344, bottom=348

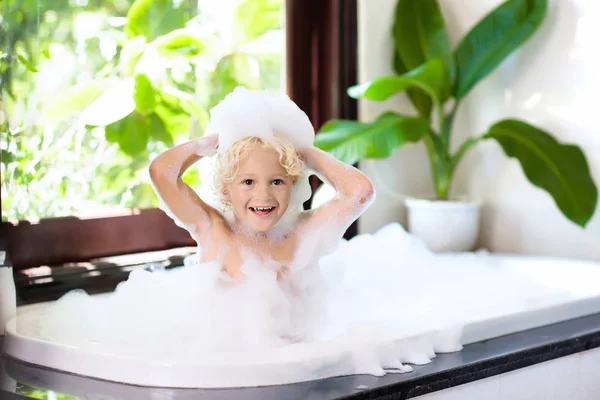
left=393, top=51, right=432, bottom=118
left=182, top=165, right=201, bottom=187
left=149, top=113, right=173, bottom=146
left=128, top=183, right=158, bottom=209
left=314, top=112, right=430, bottom=165
left=44, top=80, right=108, bottom=121
left=1, top=149, right=14, bottom=165
left=349, top=58, right=449, bottom=105
left=104, top=113, right=150, bottom=157
left=209, top=53, right=260, bottom=108
left=233, top=0, right=281, bottom=44
left=81, top=79, right=136, bottom=126
left=125, top=0, right=188, bottom=41
left=160, top=87, right=206, bottom=121
left=484, top=119, right=598, bottom=227
left=17, top=54, right=38, bottom=72
left=154, top=29, right=205, bottom=58
left=393, top=0, right=455, bottom=84
left=133, top=74, right=157, bottom=115
left=155, top=103, right=190, bottom=138
left=454, top=0, right=547, bottom=100
left=42, top=48, right=51, bottom=59
left=119, top=36, right=147, bottom=75
left=255, top=53, right=281, bottom=90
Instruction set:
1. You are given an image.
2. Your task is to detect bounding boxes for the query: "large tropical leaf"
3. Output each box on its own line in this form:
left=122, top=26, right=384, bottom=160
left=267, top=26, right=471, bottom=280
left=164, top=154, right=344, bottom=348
left=104, top=112, right=150, bottom=157
left=393, top=0, right=455, bottom=84
left=314, top=112, right=430, bottom=166
left=160, top=86, right=207, bottom=122
left=133, top=73, right=157, bottom=115
left=349, top=58, right=449, bottom=106
left=44, top=80, right=108, bottom=121
left=125, top=0, right=189, bottom=41
left=80, top=79, right=136, bottom=126
left=149, top=113, right=173, bottom=147
left=454, top=0, right=547, bottom=100
left=393, top=51, right=431, bottom=118
left=484, top=119, right=597, bottom=227
left=208, top=53, right=260, bottom=108
left=119, top=36, right=147, bottom=75
left=154, top=101, right=191, bottom=139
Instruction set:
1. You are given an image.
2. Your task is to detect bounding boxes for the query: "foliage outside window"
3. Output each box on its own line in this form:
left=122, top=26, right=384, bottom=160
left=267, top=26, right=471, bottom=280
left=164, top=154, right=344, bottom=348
left=1, top=0, right=284, bottom=221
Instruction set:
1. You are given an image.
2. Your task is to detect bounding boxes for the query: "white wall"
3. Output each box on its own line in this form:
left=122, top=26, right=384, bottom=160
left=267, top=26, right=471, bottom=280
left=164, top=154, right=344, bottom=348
left=357, top=0, right=600, bottom=260
left=412, top=347, right=600, bottom=400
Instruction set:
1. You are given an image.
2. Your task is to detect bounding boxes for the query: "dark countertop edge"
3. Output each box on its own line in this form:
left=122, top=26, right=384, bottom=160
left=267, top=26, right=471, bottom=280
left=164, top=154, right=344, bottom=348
left=340, top=316, right=600, bottom=399
left=406, top=332, right=599, bottom=398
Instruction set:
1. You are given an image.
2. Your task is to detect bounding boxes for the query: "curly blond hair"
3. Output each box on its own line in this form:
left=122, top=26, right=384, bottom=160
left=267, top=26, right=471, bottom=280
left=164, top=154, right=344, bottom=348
left=213, top=134, right=306, bottom=199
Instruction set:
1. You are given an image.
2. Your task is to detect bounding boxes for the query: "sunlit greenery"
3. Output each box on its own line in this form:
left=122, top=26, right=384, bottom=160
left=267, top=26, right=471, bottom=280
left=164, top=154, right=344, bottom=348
left=1, top=0, right=284, bottom=220
left=17, top=384, right=80, bottom=400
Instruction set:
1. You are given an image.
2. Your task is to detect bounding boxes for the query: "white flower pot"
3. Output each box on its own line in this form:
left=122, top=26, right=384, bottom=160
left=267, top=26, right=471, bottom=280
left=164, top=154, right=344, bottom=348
left=405, top=198, right=482, bottom=253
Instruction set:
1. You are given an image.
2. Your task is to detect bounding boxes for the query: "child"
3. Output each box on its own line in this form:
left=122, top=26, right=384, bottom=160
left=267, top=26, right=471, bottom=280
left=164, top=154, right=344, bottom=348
left=149, top=119, right=374, bottom=282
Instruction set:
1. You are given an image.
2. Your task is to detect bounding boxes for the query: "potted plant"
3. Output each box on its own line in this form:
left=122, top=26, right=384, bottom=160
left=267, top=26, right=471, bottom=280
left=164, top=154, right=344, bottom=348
left=314, top=0, right=598, bottom=252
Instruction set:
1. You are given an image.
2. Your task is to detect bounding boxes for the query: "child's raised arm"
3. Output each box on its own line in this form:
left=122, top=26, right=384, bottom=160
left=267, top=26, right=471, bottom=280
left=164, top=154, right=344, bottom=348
left=300, top=147, right=375, bottom=245
left=149, top=134, right=219, bottom=239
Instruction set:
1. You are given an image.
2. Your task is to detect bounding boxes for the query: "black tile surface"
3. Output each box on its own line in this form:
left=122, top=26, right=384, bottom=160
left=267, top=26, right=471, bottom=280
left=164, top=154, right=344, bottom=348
left=1, top=313, right=600, bottom=400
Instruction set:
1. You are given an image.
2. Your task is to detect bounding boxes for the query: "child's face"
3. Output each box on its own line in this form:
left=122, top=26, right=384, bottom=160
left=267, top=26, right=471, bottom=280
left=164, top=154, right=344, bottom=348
left=225, top=146, right=293, bottom=233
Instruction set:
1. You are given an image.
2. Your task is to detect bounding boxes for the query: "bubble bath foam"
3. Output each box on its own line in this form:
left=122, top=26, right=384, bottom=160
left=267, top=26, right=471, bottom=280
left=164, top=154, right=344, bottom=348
left=5, top=223, right=600, bottom=388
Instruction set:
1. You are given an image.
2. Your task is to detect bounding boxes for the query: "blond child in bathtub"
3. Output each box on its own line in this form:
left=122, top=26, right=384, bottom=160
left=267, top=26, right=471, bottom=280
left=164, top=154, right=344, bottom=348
left=149, top=125, right=374, bottom=281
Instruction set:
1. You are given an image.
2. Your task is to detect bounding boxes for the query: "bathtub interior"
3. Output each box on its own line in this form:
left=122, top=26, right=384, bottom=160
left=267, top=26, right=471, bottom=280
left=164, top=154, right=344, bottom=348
left=3, top=254, right=600, bottom=388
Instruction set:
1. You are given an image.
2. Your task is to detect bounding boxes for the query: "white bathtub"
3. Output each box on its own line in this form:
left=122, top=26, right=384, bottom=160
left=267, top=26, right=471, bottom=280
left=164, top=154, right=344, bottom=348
left=3, top=254, right=600, bottom=388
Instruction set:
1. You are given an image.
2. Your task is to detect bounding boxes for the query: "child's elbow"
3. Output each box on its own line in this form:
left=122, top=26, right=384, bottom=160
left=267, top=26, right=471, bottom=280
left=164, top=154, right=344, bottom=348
left=149, top=159, right=163, bottom=182
left=357, top=177, right=375, bottom=206
left=149, top=158, right=172, bottom=184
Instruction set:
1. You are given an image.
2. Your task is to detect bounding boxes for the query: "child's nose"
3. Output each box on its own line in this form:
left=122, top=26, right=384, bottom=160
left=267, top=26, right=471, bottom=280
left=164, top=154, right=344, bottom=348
left=256, top=182, right=273, bottom=199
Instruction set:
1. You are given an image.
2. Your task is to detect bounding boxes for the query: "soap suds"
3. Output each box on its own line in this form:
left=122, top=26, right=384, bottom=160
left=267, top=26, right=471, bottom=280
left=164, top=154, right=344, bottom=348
left=37, top=223, right=572, bottom=387
left=34, top=87, right=587, bottom=388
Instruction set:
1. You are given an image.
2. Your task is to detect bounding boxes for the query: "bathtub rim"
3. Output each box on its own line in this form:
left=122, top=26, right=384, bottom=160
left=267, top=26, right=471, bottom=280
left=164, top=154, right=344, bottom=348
left=3, top=253, right=600, bottom=388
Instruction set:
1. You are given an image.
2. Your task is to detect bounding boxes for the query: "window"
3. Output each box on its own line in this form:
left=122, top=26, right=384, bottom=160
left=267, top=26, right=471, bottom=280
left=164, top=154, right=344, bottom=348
left=1, top=0, right=357, bottom=271
left=2, top=0, right=285, bottom=221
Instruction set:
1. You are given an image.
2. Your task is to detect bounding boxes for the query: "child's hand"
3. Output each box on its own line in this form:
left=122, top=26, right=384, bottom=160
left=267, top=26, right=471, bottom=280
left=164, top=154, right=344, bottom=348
left=297, top=146, right=320, bottom=169
left=196, top=133, right=219, bottom=157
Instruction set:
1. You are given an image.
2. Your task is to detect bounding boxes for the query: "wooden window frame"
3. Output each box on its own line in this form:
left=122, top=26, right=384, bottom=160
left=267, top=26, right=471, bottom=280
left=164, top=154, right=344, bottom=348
left=1, top=0, right=358, bottom=271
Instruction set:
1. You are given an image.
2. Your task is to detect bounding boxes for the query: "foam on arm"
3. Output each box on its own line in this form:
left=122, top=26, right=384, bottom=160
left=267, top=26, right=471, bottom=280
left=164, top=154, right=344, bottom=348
left=300, top=147, right=375, bottom=249
left=149, top=134, right=219, bottom=238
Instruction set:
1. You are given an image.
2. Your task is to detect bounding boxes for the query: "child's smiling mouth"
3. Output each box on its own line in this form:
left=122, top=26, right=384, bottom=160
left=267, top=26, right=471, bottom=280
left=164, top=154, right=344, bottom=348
left=249, top=206, right=276, bottom=217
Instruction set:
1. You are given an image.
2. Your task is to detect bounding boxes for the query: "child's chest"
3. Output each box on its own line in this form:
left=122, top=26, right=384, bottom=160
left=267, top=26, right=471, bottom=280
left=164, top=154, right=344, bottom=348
left=209, top=229, right=298, bottom=279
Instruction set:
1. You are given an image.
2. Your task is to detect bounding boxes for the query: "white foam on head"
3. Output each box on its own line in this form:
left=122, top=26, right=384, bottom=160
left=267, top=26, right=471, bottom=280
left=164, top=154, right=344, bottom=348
left=206, top=87, right=314, bottom=154
left=196, top=86, right=315, bottom=237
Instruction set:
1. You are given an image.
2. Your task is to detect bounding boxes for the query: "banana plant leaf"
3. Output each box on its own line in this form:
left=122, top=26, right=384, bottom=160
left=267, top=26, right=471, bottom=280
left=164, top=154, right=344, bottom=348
left=454, top=0, right=548, bottom=100
left=393, top=52, right=432, bottom=118
left=314, top=112, right=430, bottom=166
left=348, top=58, right=449, bottom=106
left=392, top=0, right=454, bottom=117
left=484, top=119, right=597, bottom=227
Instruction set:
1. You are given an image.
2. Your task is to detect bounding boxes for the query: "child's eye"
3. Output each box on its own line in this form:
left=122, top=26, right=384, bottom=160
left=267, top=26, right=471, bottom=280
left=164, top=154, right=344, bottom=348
left=242, top=179, right=254, bottom=185
left=272, top=179, right=285, bottom=186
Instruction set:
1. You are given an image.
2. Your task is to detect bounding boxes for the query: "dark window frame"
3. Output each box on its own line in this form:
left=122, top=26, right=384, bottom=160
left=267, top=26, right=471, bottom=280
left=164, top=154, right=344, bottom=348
left=1, top=0, right=359, bottom=271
